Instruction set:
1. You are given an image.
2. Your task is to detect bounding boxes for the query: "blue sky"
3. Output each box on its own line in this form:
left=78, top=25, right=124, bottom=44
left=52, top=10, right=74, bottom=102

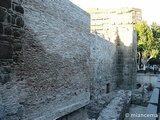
left=70, top=0, right=160, bottom=25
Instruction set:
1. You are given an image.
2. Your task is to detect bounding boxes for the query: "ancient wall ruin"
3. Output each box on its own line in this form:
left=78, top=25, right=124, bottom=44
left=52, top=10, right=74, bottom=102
left=0, top=0, right=24, bottom=119
left=0, top=0, right=137, bottom=120
left=87, top=27, right=137, bottom=119
left=88, top=34, right=117, bottom=118
left=117, top=27, right=137, bottom=89
left=0, top=0, right=24, bottom=82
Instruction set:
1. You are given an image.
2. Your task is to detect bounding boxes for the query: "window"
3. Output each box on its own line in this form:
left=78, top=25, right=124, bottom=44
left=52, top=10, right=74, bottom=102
left=136, top=11, right=141, bottom=14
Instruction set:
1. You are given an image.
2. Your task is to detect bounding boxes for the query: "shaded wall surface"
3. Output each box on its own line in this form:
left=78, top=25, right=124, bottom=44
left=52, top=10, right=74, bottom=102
left=117, top=27, right=137, bottom=89
left=20, top=0, right=90, bottom=119
left=88, top=34, right=117, bottom=118
left=0, top=0, right=24, bottom=119
left=88, top=27, right=137, bottom=119
left=0, top=0, right=137, bottom=120
left=1, top=0, right=90, bottom=119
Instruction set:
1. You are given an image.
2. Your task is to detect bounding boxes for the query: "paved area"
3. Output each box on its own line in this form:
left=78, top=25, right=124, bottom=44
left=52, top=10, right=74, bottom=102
left=124, top=104, right=147, bottom=120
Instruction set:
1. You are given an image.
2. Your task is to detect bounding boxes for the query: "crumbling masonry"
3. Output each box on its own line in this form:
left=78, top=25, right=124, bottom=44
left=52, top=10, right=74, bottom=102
left=0, top=0, right=137, bottom=120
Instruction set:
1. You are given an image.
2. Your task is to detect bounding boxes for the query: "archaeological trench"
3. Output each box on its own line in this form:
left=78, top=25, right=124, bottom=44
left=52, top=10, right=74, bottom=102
left=0, top=0, right=152, bottom=120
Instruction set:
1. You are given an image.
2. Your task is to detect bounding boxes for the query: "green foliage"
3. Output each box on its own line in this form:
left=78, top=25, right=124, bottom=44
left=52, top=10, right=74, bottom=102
left=151, top=22, right=160, bottom=60
left=134, top=21, right=159, bottom=60
left=151, top=22, right=160, bottom=40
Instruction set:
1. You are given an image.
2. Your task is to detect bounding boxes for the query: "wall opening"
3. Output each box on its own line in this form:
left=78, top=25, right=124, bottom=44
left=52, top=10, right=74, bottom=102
left=106, top=83, right=110, bottom=93
left=136, top=83, right=141, bottom=89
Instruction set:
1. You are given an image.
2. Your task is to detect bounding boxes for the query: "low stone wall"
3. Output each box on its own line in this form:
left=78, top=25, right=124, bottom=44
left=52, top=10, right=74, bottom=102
left=136, top=74, right=158, bottom=87
left=97, top=90, right=131, bottom=120
left=131, top=90, right=151, bottom=106
left=132, top=74, right=158, bottom=106
left=147, top=75, right=160, bottom=120
left=57, top=107, right=88, bottom=120
left=129, top=74, right=158, bottom=107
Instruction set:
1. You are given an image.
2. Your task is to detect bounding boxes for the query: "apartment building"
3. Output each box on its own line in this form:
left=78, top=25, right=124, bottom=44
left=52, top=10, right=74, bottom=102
left=86, top=7, right=142, bottom=38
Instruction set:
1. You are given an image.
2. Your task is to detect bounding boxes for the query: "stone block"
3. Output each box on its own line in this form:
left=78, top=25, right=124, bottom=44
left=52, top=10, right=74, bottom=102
left=1, top=66, right=11, bottom=73
left=4, top=26, right=12, bottom=35
left=0, top=105, right=6, bottom=119
left=12, top=3, right=15, bottom=10
left=12, top=53, right=19, bottom=62
left=13, top=0, right=22, bottom=4
left=0, top=23, right=3, bottom=34
left=15, top=6, right=24, bottom=14
left=12, top=29, right=21, bottom=38
left=0, top=35, right=13, bottom=42
left=12, top=31, right=21, bottom=38
left=11, top=15, right=15, bottom=24
left=97, top=90, right=131, bottom=120
left=0, top=42, right=13, bottom=59
left=16, top=106, right=23, bottom=119
left=13, top=42, right=22, bottom=51
left=15, top=17, right=24, bottom=27
left=0, top=73, right=10, bottom=83
left=147, top=104, right=158, bottom=116
left=0, top=8, right=7, bottom=22
left=148, top=88, right=159, bottom=104
left=7, top=14, right=12, bottom=23
left=0, top=0, right=11, bottom=9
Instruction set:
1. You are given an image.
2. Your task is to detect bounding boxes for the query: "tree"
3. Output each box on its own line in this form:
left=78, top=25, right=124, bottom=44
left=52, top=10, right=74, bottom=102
left=151, top=22, right=160, bottom=60
left=134, top=21, right=159, bottom=69
left=151, top=22, right=160, bottom=41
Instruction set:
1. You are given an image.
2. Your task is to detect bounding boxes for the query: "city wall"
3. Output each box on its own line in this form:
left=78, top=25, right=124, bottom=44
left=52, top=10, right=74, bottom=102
left=0, top=0, right=137, bottom=119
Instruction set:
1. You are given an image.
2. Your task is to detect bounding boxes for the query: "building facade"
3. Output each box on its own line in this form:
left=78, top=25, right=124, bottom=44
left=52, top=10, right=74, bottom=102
left=86, top=7, right=142, bottom=38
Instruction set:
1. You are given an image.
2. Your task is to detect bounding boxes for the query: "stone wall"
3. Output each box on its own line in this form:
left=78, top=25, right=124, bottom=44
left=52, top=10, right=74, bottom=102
left=19, top=0, right=90, bottom=119
left=136, top=74, right=158, bottom=87
left=0, top=0, right=24, bottom=119
left=0, top=0, right=24, bottom=82
left=104, top=26, right=137, bottom=89
left=97, top=90, right=131, bottom=120
left=0, top=0, right=91, bottom=119
left=0, top=0, right=137, bottom=120
left=88, top=34, right=118, bottom=118
left=87, top=27, right=137, bottom=119
left=57, top=107, right=88, bottom=120
left=118, top=27, right=137, bottom=89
